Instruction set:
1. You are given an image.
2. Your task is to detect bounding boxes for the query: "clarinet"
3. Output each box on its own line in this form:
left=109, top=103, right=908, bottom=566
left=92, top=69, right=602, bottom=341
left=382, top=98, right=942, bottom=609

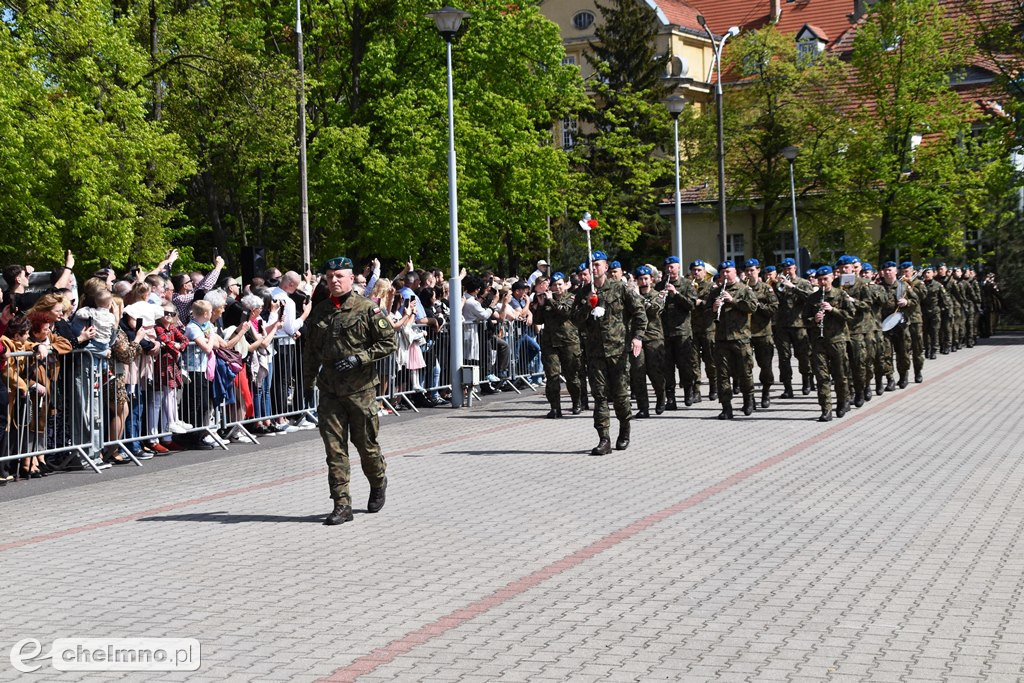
left=818, top=288, right=826, bottom=338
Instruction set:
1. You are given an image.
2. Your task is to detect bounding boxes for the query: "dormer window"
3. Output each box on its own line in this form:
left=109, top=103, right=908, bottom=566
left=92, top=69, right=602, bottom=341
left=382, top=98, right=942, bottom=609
left=795, top=24, right=827, bottom=66
left=572, top=11, right=595, bottom=30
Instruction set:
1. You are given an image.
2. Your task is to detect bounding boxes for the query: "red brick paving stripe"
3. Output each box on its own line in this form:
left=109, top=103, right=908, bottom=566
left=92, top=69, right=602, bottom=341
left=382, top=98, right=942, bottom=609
left=320, top=348, right=997, bottom=682
left=0, top=418, right=534, bottom=554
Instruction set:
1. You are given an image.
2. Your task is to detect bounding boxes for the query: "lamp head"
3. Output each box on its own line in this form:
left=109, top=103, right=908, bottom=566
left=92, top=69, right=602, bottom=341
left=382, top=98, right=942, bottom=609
left=663, top=94, right=687, bottom=117
left=427, top=6, right=470, bottom=40
left=727, top=26, right=741, bottom=38
left=781, top=145, right=800, bottom=161
left=697, top=15, right=707, bottom=28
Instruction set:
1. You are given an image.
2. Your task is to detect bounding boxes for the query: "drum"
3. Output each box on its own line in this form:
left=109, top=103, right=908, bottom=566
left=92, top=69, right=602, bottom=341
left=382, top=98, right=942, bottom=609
left=881, top=312, right=905, bottom=332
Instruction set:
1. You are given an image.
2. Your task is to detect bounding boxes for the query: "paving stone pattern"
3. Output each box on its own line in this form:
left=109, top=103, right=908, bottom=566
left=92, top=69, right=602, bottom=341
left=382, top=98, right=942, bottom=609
left=1, top=337, right=1022, bottom=682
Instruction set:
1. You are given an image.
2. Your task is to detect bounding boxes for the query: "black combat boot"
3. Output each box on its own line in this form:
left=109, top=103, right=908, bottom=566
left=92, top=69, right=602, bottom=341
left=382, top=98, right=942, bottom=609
left=808, top=375, right=817, bottom=392
left=655, top=396, right=666, bottom=415
left=801, top=375, right=811, bottom=395
left=885, top=376, right=896, bottom=392
left=742, top=394, right=755, bottom=416
left=546, top=408, right=562, bottom=419
left=708, top=387, right=718, bottom=402
left=862, top=387, right=872, bottom=402
left=571, top=402, right=582, bottom=415
left=324, top=502, right=354, bottom=526
left=836, top=402, right=848, bottom=418
left=691, top=386, right=702, bottom=404
left=914, top=372, right=923, bottom=383
left=717, top=402, right=734, bottom=420
left=854, top=390, right=865, bottom=408
left=761, top=386, right=771, bottom=409
left=875, top=376, right=883, bottom=396
left=590, top=435, right=612, bottom=456
left=897, top=374, right=909, bottom=389
left=634, top=409, right=650, bottom=419
left=367, top=477, right=387, bottom=513
left=780, top=383, right=795, bottom=399
left=683, top=384, right=693, bottom=407
left=665, top=394, right=677, bottom=411
left=615, top=422, right=630, bottom=451
left=818, top=410, right=833, bottom=422
left=940, top=346, right=949, bottom=355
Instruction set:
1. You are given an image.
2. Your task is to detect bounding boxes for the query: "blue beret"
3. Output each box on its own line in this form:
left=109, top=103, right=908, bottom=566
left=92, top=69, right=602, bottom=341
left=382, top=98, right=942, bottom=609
left=900, top=261, right=914, bottom=269
left=861, top=262, right=874, bottom=271
left=719, top=260, right=736, bottom=270
left=551, top=272, right=565, bottom=282
left=610, top=260, right=621, bottom=269
left=689, top=258, right=705, bottom=268
left=805, top=268, right=817, bottom=278
left=635, top=265, right=652, bottom=277
left=922, top=266, right=934, bottom=273
left=850, top=256, right=861, bottom=264
left=836, top=255, right=852, bottom=266
left=744, top=258, right=760, bottom=268
left=882, top=261, right=898, bottom=269
left=664, top=256, right=681, bottom=265
left=764, top=265, right=776, bottom=273
left=816, top=265, right=834, bottom=276
left=592, top=250, right=608, bottom=262
left=577, top=262, right=588, bottom=273
left=781, top=257, right=796, bottom=267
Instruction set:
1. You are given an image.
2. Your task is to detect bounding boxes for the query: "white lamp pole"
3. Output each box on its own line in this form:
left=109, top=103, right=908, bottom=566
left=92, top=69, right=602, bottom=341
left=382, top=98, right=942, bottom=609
left=664, top=95, right=687, bottom=265
left=428, top=6, right=470, bottom=408
left=782, top=145, right=800, bottom=269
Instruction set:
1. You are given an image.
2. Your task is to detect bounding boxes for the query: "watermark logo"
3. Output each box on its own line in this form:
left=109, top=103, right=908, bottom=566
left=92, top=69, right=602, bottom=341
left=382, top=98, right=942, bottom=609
left=11, top=638, right=201, bottom=673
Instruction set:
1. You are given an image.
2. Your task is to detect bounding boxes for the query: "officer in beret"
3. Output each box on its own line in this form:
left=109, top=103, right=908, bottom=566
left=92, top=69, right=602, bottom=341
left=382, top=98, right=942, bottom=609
left=688, top=259, right=717, bottom=402
left=920, top=266, right=949, bottom=359
left=900, top=261, right=926, bottom=382
left=303, top=256, right=397, bottom=526
left=632, top=265, right=667, bottom=418
left=804, top=265, right=855, bottom=421
left=837, top=256, right=875, bottom=407
left=573, top=251, right=647, bottom=454
left=532, top=272, right=583, bottom=417
left=742, top=258, right=778, bottom=408
left=609, top=260, right=624, bottom=281
left=708, top=260, right=758, bottom=419
left=859, top=262, right=889, bottom=396
left=655, top=255, right=698, bottom=409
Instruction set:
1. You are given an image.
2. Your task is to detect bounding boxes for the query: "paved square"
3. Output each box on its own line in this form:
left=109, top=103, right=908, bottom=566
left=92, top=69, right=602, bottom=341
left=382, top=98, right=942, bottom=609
left=1, top=337, right=1022, bottom=681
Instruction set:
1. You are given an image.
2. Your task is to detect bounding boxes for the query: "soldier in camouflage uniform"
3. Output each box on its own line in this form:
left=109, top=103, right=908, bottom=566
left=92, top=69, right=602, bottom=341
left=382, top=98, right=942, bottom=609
left=655, top=256, right=698, bottom=409
left=572, top=263, right=592, bottom=410
left=964, top=266, right=982, bottom=347
left=631, top=265, right=667, bottom=418
left=880, top=261, right=920, bottom=389
left=303, top=256, right=397, bottom=526
left=837, top=256, right=873, bottom=407
left=708, top=260, right=758, bottom=419
left=743, top=259, right=778, bottom=408
left=773, top=257, right=815, bottom=398
left=920, top=265, right=949, bottom=359
left=573, top=251, right=647, bottom=455
left=689, top=260, right=717, bottom=402
left=859, top=263, right=887, bottom=397
left=951, top=267, right=968, bottom=350
left=901, top=262, right=926, bottom=383
left=804, top=266, right=856, bottom=422
left=532, top=271, right=581, bottom=418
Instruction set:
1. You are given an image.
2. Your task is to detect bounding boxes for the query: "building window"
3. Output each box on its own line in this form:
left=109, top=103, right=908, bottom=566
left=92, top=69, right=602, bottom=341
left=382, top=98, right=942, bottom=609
left=773, top=232, right=795, bottom=264
left=562, top=55, right=576, bottom=66
left=726, top=234, right=745, bottom=265
left=572, top=11, right=595, bottom=30
left=797, top=39, right=821, bottom=66
left=562, top=117, right=577, bottom=150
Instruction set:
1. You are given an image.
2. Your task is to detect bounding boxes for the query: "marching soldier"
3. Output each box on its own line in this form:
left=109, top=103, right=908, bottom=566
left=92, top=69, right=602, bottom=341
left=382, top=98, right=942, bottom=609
left=773, top=257, right=815, bottom=397
left=743, top=258, right=778, bottom=408
left=804, top=266, right=855, bottom=422
left=838, top=256, right=873, bottom=407
left=572, top=262, right=592, bottom=410
left=708, top=260, right=758, bottom=419
left=901, top=262, right=926, bottom=383
left=880, top=261, right=919, bottom=389
left=964, top=265, right=982, bottom=347
left=858, top=263, right=886, bottom=399
left=689, top=259, right=717, bottom=402
left=303, top=256, right=396, bottom=526
left=532, top=272, right=582, bottom=418
left=573, top=251, right=647, bottom=455
left=920, top=266, right=949, bottom=360
left=632, top=265, right=667, bottom=418
left=655, top=256, right=698, bottom=409
left=980, top=272, right=1001, bottom=338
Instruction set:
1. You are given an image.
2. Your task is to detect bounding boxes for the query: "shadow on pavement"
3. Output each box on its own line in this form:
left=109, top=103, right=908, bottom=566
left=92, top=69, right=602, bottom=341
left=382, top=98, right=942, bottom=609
left=136, top=511, right=326, bottom=524
left=440, top=449, right=586, bottom=457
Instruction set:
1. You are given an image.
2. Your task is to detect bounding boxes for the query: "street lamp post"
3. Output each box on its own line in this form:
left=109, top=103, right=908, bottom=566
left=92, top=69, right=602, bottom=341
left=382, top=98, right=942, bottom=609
left=698, top=16, right=739, bottom=263
left=782, top=145, right=800, bottom=271
left=296, top=0, right=310, bottom=271
left=664, top=94, right=687, bottom=265
left=428, top=5, right=470, bottom=408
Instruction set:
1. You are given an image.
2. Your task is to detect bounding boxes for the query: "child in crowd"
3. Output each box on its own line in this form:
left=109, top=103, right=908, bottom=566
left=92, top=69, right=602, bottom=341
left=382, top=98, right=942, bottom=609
left=75, top=286, right=116, bottom=357
left=153, top=303, right=190, bottom=452
left=182, top=299, right=220, bottom=449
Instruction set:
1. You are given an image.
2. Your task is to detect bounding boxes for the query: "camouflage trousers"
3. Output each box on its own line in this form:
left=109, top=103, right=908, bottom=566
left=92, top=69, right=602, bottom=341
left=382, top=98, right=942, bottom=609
left=541, top=343, right=581, bottom=411
left=714, top=339, right=753, bottom=401
left=923, top=311, right=942, bottom=354
left=691, top=329, right=716, bottom=393
left=965, top=305, right=978, bottom=344
left=318, top=387, right=387, bottom=506
left=663, top=335, right=696, bottom=398
left=774, top=326, right=811, bottom=388
left=868, top=331, right=885, bottom=386
left=845, top=333, right=867, bottom=398
left=631, top=339, right=666, bottom=412
left=588, top=353, right=631, bottom=437
left=883, top=325, right=912, bottom=379
left=811, top=339, right=849, bottom=413
left=909, top=322, right=924, bottom=374
left=751, top=335, right=775, bottom=389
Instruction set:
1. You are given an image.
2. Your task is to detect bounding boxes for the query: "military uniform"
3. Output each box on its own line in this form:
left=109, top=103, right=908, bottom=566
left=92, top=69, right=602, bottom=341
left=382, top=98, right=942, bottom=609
left=573, top=271, right=647, bottom=453
left=630, top=286, right=667, bottom=416
left=921, top=275, right=949, bottom=359
left=773, top=271, right=815, bottom=396
left=804, top=278, right=855, bottom=420
left=907, top=274, right=926, bottom=381
left=690, top=276, right=717, bottom=400
left=842, top=274, right=874, bottom=406
left=708, top=274, right=758, bottom=418
left=746, top=277, right=778, bottom=407
left=964, top=273, right=982, bottom=347
left=655, top=273, right=697, bottom=407
left=881, top=276, right=919, bottom=388
left=533, top=285, right=582, bottom=415
left=304, top=287, right=396, bottom=515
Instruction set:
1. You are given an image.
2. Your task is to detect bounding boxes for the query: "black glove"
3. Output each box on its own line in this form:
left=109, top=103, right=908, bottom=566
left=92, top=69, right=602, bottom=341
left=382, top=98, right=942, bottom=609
left=334, top=355, right=362, bottom=373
